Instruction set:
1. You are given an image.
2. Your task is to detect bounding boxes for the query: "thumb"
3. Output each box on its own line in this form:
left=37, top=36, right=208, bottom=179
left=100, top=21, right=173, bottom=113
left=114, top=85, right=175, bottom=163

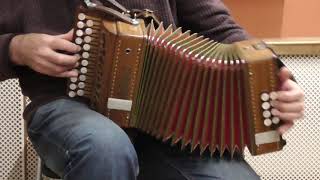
left=278, top=67, right=292, bottom=82
left=56, top=29, right=74, bottom=41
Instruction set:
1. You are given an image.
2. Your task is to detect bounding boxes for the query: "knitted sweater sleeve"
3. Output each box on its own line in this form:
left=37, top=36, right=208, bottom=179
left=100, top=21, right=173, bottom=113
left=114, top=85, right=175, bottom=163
left=175, top=0, right=250, bottom=43
left=0, top=1, right=24, bottom=81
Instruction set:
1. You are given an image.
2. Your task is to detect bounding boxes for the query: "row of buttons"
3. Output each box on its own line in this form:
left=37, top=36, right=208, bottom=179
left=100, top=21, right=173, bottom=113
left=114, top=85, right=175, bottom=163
left=260, top=92, right=280, bottom=127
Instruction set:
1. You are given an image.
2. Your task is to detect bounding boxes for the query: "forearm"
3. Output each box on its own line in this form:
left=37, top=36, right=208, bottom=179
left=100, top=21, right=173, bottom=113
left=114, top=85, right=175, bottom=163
left=176, top=0, right=250, bottom=43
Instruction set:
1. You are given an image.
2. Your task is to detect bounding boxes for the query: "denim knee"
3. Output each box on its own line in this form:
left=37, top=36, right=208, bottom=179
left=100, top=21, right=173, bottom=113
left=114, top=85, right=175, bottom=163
left=65, top=124, right=139, bottom=179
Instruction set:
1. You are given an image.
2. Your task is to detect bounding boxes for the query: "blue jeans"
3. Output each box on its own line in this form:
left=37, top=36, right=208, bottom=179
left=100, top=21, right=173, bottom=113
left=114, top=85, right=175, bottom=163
left=27, top=99, right=260, bottom=180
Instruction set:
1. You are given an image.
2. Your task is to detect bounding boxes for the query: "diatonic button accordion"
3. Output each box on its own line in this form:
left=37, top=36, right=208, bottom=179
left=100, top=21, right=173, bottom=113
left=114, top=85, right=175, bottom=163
left=67, top=4, right=286, bottom=157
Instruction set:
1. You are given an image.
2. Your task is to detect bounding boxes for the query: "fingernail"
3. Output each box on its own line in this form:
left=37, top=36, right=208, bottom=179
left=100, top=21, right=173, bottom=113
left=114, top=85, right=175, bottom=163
left=270, top=92, right=278, bottom=100
left=271, top=108, right=279, bottom=116
left=76, top=54, right=81, bottom=60
left=72, top=70, right=79, bottom=77
left=270, top=101, right=276, bottom=107
left=75, top=62, right=80, bottom=67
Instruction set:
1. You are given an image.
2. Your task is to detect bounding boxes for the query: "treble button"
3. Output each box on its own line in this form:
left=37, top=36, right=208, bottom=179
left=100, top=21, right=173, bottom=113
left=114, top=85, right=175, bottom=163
left=262, top=102, right=271, bottom=110
left=75, top=37, right=83, bottom=45
left=272, top=117, right=280, bottom=124
left=83, top=44, right=91, bottom=51
left=76, top=30, right=84, bottom=37
left=85, top=28, right=93, bottom=35
left=260, top=93, right=270, bottom=102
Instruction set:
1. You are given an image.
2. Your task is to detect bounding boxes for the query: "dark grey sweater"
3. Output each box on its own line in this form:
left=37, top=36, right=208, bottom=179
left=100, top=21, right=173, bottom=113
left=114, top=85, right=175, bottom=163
left=0, top=0, right=248, bottom=120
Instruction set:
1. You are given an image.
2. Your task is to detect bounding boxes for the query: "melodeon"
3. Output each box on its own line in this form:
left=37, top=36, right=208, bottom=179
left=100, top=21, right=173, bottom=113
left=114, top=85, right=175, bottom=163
left=67, top=3, right=286, bottom=156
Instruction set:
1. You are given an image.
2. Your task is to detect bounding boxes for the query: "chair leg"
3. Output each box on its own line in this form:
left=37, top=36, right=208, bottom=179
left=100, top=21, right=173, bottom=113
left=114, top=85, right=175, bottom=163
left=36, top=157, right=43, bottom=180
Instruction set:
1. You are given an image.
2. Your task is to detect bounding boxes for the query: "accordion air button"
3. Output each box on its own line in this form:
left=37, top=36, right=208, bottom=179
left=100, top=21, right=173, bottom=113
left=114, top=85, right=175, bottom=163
left=68, top=91, right=76, bottom=98
left=260, top=93, right=270, bottom=101
left=84, top=36, right=92, bottom=43
left=79, top=75, right=86, bottom=81
left=83, top=44, right=91, bottom=51
left=70, top=77, right=78, bottom=83
left=75, top=37, right=83, bottom=45
left=82, top=52, right=90, bottom=59
left=76, top=30, right=84, bottom=37
left=78, top=13, right=86, bottom=21
left=85, top=28, right=93, bottom=35
left=77, top=21, right=85, bottom=29
left=263, top=110, right=272, bottom=118
left=262, top=102, right=271, bottom=110
left=86, top=20, right=94, bottom=27
left=264, top=119, right=272, bottom=127
left=69, top=83, right=77, bottom=90
left=80, top=67, right=88, bottom=74
left=272, top=117, right=280, bottom=124
left=270, top=92, right=278, bottom=100
left=77, top=90, right=85, bottom=96
left=78, top=82, right=85, bottom=89
left=81, top=60, right=89, bottom=66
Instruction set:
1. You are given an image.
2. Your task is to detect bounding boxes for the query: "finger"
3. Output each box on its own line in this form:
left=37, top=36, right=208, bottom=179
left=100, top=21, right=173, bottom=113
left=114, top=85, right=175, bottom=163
left=276, top=89, right=304, bottom=102
left=50, top=38, right=81, bottom=53
left=278, top=67, right=292, bottom=82
left=34, top=59, right=72, bottom=77
left=271, top=109, right=304, bottom=121
left=56, top=69, right=79, bottom=78
left=280, top=79, right=299, bottom=91
left=56, top=29, right=74, bottom=41
left=46, top=49, right=80, bottom=67
left=271, top=101, right=304, bottom=113
left=277, top=122, right=294, bottom=135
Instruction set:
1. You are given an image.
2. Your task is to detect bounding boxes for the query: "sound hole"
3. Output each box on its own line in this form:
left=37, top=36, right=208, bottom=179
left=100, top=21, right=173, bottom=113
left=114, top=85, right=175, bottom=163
left=125, top=48, right=132, bottom=54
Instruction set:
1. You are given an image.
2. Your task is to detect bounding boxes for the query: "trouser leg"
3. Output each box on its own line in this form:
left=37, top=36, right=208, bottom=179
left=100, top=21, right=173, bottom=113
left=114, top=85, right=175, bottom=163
left=135, top=134, right=260, bottom=180
left=27, top=99, right=139, bottom=180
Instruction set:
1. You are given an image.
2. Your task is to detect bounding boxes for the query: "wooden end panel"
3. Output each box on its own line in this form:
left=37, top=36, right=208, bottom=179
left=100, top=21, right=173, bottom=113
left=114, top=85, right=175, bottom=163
left=102, top=20, right=146, bottom=128
left=235, top=39, right=286, bottom=155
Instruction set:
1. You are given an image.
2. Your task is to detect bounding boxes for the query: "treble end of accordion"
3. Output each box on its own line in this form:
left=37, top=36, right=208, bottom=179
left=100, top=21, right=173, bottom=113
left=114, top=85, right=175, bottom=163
left=235, top=39, right=286, bottom=156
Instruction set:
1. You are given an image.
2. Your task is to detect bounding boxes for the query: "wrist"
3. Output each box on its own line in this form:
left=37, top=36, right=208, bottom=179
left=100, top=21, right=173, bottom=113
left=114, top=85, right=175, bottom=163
left=9, top=35, right=25, bottom=66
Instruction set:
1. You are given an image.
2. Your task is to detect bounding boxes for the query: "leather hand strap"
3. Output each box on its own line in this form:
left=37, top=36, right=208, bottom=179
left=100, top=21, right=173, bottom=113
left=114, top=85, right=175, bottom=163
left=102, top=0, right=129, bottom=13
left=88, top=4, right=138, bottom=25
left=131, top=9, right=161, bottom=27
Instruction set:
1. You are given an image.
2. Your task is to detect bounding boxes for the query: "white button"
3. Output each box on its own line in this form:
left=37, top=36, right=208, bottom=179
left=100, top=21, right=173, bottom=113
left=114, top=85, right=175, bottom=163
left=86, top=20, right=94, bottom=27
left=68, top=91, right=76, bottom=98
left=76, top=30, right=84, bottom=37
left=82, top=52, right=90, bottom=58
left=85, top=28, right=93, bottom=35
left=272, top=117, right=280, bottom=124
left=69, top=83, right=77, bottom=90
left=77, top=21, right=85, bottom=29
left=260, top=93, right=270, bottom=101
left=79, top=75, right=86, bottom=81
left=264, top=119, right=272, bottom=127
left=78, top=13, right=86, bottom=21
left=75, top=37, right=83, bottom=45
left=77, top=90, right=85, bottom=96
left=83, top=44, right=91, bottom=51
left=78, top=82, right=85, bottom=89
left=80, top=67, right=88, bottom=74
left=70, top=77, right=78, bottom=83
left=270, top=92, right=278, bottom=100
left=263, top=110, right=272, bottom=118
left=262, top=102, right=271, bottom=110
left=84, top=36, right=92, bottom=43
left=81, top=60, right=89, bottom=66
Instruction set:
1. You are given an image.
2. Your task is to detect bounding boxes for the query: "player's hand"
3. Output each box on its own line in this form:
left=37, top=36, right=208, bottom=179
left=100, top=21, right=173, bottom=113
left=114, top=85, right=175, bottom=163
left=9, top=29, right=81, bottom=78
left=271, top=67, right=305, bottom=134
